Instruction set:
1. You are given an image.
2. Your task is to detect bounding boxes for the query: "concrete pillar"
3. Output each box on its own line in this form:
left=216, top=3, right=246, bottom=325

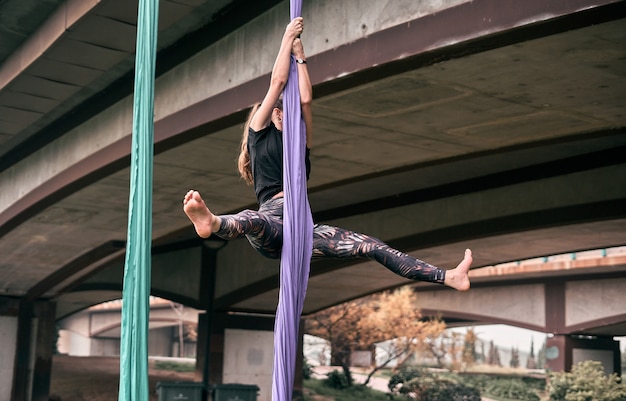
left=31, top=301, right=57, bottom=401
left=1, top=297, right=56, bottom=401
left=12, top=300, right=34, bottom=401
left=545, top=334, right=621, bottom=375
left=195, top=311, right=304, bottom=401
left=0, top=297, right=19, bottom=401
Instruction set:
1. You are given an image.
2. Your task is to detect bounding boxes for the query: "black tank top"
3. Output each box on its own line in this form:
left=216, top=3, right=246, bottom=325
left=248, top=123, right=310, bottom=204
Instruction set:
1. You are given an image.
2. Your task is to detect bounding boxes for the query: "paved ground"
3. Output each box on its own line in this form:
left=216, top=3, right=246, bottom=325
left=50, top=355, right=195, bottom=401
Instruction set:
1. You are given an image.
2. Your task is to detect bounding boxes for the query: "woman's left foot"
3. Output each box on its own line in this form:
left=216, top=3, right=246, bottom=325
left=182, top=190, right=218, bottom=238
left=445, top=249, right=472, bottom=291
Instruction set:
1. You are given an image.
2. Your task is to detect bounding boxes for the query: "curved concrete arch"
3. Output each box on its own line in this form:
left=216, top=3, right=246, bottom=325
left=1, top=1, right=626, bottom=397
left=414, top=254, right=626, bottom=336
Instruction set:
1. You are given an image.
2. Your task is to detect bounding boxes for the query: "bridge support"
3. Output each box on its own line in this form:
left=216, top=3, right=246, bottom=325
left=196, top=311, right=304, bottom=401
left=545, top=334, right=621, bottom=375
left=0, top=297, right=56, bottom=401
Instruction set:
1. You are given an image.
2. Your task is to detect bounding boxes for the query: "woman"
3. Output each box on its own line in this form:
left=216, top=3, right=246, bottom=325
left=183, top=17, right=472, bottom=291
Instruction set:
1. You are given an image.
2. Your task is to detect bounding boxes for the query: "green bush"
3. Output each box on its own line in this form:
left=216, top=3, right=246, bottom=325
left=324, top=369, right=351, bottom=389
left=388, top=367, right=424, bottom=394
left=484, top=378, right=540, bottom=401
left=548, top=360, right=626, bottom=401
left=459, top=372, right=546, bottom=400
left=388, top=368, right=481, bottom=401
left=417, top=379, right=481, bottom=401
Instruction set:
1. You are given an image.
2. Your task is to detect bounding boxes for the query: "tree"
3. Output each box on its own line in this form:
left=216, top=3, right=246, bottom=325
left=480, top=339, right=486, bottom=364
left=306, top=297, right=363, bottom=385
left=462, top=327, right=478, bottom=368
left=494, top=345, right=502, bottom=366
left=510, top=347, right=520, bottom=368
left=537, top=339, right=546, bottom=369
left=306, top=286, right=446, bottom=386
left=424, top=331, right=449, bottom=368
left=526, top=338, right=537, bottom=369
left=487, top=340, right=502, bottom=366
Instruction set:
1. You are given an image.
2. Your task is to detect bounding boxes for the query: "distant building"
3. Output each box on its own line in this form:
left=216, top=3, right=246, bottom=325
left=57, top=297, right=199, bottom=358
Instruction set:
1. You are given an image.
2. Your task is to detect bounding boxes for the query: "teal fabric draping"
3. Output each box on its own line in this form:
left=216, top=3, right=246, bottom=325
left=272, top=0, right=312, bottom=400
left=118, top=0, right=159, bottom=400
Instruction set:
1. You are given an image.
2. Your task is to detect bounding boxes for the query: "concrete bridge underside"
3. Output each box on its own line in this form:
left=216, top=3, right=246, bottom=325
left=417, top=253, right=626, bottom=336
left=0, top=0, right=625, bottom=399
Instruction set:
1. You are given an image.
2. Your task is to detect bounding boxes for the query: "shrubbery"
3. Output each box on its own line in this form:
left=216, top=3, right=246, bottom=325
left=462, top=374, right=543, bottom=401
left=548, top=360, right=626, bottom=401
left=483, top=378, right=540, bottom=401
left=388, top=367, right=481, bottom=401
left=324, top=369, right=351, bottom=389
left=315, top=360, right=626, bottom=401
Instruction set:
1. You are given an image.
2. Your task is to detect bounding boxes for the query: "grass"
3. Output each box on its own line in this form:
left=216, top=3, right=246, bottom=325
left=303, top=378, right=404, bottom=401
left=152, top=360, right=196, bottom=372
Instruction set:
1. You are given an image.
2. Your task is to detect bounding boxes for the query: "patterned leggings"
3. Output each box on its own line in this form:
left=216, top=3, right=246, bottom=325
left=214, top=197, right=445, bottom=284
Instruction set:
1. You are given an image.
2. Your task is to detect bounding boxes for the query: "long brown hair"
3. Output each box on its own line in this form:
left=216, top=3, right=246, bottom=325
left=238, top=103, right=260, bottom=184
left=237, top=98, right=283, bottom=184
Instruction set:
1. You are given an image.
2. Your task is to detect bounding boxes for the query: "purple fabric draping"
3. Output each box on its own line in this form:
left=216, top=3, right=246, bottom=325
left=272, top=0, right=312, bottom=400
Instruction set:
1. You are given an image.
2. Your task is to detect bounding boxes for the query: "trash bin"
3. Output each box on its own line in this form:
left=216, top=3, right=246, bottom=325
left=212, top=383, right=259, bottom=401
left=156, top=381, right=204, bottom=401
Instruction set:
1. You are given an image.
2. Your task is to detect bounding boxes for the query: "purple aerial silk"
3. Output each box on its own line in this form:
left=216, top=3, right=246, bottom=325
left=272, top=0, right=312, bottom=400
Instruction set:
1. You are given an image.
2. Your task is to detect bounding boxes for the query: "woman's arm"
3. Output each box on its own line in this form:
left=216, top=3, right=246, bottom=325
left=249, top=17, right=303, bottom=132
left=292, top=38, right=313, bottom=147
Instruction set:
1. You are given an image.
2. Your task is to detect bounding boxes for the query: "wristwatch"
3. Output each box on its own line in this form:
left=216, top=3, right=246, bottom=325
left=296, top=58, right=307, bottom=64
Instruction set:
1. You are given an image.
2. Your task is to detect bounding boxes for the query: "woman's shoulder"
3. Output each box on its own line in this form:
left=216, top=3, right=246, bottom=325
left=250, top=123, right=279, bottom=139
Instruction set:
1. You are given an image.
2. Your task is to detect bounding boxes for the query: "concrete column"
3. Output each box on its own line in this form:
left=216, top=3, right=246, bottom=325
left=196, top=311, right=305, bottom=401
left=11, top=300, right=34, bottom=401
left=4, top=298, right=56, bottom=401
left=545, top=334, right=621, bottom=375
left=0, top=297, right=19, bottom=401
left=31, top=301, right=57, bottom=401
left=545, top=334, right=569, bottom=372
left=195, top=311, right=225, bottom=386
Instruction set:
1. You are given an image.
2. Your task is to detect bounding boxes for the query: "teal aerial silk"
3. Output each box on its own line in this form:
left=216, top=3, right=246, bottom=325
left=272, top=0, right=312, bottom=400
left=118, top=0, right=159, bottom=400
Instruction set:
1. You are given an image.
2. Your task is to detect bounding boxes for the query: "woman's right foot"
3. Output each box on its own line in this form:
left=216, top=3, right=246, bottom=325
left=182, top=190, right=219, bottom=238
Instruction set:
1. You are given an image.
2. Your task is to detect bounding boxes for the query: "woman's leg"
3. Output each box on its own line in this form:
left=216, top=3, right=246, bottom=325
left=215, top=208, right=283, bottom=259
left=183, top=190, right=283, bottom=259
left=312, top=224, right=471, bottom=290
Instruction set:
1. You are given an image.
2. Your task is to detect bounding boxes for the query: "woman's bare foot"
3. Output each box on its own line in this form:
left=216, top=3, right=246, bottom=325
left=444, top=249, right=473, bottom=291
left=182, top=190, right=220, bottom=238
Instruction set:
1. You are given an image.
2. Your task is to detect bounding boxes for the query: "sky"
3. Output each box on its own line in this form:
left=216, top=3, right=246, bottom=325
left=452, top=324, right=626, bottom=354
left=450, top=324, right=547, bottom=353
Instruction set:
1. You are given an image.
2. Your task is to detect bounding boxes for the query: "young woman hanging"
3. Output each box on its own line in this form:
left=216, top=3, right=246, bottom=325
left=182, top=17, right=473, bottom=291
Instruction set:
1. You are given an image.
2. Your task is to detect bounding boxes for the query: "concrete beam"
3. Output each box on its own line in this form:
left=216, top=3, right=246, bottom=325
left=0, top=0, right=101, bottom=91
